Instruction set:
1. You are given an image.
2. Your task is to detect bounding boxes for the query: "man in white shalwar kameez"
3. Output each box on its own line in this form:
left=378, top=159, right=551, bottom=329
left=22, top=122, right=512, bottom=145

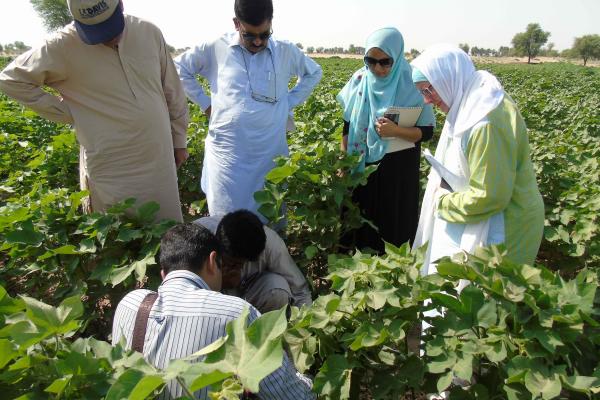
left=0, top=0, right=189, bottom=222
left=175, top=0, right=322, bottom=221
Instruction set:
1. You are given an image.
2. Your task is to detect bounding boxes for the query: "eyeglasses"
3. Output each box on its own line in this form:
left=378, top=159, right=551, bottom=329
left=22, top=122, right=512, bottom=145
left=419, top=84, right=435, bottom=97
left=240, top=49, right=278, bottom=104
left=364, top=56, right=394, bottom=68
left=240, top=27, right=273, bottom=42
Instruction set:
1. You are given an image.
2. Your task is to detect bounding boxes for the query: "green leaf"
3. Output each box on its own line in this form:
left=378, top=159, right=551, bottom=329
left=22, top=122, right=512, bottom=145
left=200, top=307, right=288, bottom=393
left=523, top=329, right=564, bottom=353
left=561, top=375, right=600, bottom=394
left=181, top=364, right=232, bottom=393
left=110, top=255, right=155, bottom=286
left=503, top=384, right=530, bottom=400
left=37, top=245, right=80, bottom=261
left=253, top=190, right=273, bottom=205
left=524, top=371, right=562, bottom=399
left=0, top=339, right=18, bottom=368
left=428, top=352, right=457, bottom=374
left=437, top=370, right=453, bottom=393
left=349, top=326, right=389, bottom=351
left=0, top=286, right=24, bottom=314
left=117, top=227, right=144, bottom=242
left=484, top=340, right=507, bottom=363
left=22, top=295, right=83, bottom=334
left=431, top=293, right=463, bottom=313
left=284, top=329, right=316, bottom=373
left=313, top=354, right=356, bottom=399
left=475, top=301, right=497, bottom=328
left=5, top=221, right=44, bottom=246
left=136, top=201, right=160, bottom=223
left=436, top=260, right=475, bottom=281
left=265, top=164, right=298, bottom=183
left=304, top=245, right=318, bottom=260
left=45, top=376, right=72, bottom=394
left=453, top=354, right=473, bottom=382
left=78, top=238, right=97, bottom=253
left=107, top=197, right=137, bottom=214
left=105, top=369, right=164, bottom=400
left=366, top=290, right=387, bottom=310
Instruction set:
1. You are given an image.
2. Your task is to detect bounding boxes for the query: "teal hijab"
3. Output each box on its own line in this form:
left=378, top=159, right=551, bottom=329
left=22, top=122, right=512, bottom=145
left=337, top=27, right=435, bottom=171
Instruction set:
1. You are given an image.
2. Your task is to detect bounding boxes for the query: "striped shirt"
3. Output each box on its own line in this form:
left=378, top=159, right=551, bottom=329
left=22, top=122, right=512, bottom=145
left=112, top=270, right=315, bottom=399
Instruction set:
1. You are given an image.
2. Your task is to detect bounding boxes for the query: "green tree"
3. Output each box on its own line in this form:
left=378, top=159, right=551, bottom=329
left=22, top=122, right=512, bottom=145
left=458, top=43, right=470, bottom=55
left=572, top=34, right=600, bottom=66
left=13, top=41, right=30, bottom=52
left=295, top=42, right=303, bottom=50
left=498, top=46, right=510, bottom=57
left=2, top=41, right=31, bottom=55
left=560, top=48, right=575, bottom=58
left=306, top=46, right=314, bottom=54
left=409, top=48, right=420, bottom=59
left=0, top=44, right=3, bottom=54
left=30, top=0, right=72, bottom=32
left=511, top=23, right=550, bottom=63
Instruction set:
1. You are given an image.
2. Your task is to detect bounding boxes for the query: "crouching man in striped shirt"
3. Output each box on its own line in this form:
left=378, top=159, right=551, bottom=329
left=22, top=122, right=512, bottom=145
left=112, top=223, right=315, bottom=399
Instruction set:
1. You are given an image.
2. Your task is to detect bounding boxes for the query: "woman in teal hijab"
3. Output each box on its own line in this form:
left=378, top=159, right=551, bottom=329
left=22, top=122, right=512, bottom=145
left=337, top=27, right=436, bottom=253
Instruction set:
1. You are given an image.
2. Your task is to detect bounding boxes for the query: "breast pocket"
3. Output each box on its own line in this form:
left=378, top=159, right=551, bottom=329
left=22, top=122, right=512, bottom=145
left=251, top=68, right=277, bottom=99
left=124, top=54, right=162, bottom=96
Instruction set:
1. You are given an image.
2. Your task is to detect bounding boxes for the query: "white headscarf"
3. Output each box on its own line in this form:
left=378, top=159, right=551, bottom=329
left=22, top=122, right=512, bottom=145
left=411, top=45, right=505, bottom=271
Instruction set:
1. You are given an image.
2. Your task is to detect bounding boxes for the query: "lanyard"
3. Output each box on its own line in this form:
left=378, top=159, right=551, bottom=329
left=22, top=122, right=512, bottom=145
left=239, top=47, right=278, bottom=103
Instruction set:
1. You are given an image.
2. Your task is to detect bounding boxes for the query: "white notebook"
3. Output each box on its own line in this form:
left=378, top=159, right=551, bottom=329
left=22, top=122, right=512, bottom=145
left=382, top=106, right=423, bottom=152
left=383, top=106, right=423, bottom=127
left=423, top=148, right=464, bottom=192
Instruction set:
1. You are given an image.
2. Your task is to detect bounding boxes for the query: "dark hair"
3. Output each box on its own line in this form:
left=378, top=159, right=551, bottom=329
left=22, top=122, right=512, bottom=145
left=216, top=210, right=266, bottom=262
left=159, top=223, right=220, bottom=275
left=234, top=0, right=273, bottom=26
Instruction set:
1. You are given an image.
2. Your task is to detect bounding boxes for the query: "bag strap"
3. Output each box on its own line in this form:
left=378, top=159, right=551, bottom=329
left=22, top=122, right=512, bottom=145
left=132, top=292, right=158, bottom=353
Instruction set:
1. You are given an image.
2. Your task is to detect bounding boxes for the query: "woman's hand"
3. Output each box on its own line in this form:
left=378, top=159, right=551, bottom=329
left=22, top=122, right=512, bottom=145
left=375, top=117, right=398, bottom=138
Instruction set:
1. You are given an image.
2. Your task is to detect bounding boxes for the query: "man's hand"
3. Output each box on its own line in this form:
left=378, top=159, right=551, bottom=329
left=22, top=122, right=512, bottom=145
left=174, top=148, right=189, bottom=169
left=204, top=106, right=211, bottom=119
left=374, top=117, right=398, bottom=138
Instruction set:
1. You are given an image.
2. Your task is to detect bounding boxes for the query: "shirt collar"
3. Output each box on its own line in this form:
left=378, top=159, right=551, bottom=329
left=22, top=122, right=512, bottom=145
left=226, top=31, right=274, bottom=54
left=162, top=270, right=210, bottom=290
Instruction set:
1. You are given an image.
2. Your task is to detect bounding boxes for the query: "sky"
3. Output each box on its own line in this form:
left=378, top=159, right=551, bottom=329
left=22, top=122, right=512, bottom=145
left=0, top=0, right=598, bottom=51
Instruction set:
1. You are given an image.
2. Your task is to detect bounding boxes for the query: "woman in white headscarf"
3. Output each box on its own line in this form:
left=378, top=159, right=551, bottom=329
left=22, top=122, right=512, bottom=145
left=411, top=45, right=544, bottom=272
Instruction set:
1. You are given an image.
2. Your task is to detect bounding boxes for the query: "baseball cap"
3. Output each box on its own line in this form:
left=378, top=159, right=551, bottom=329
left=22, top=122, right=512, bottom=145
left=67, top=0, right=125, bottom=45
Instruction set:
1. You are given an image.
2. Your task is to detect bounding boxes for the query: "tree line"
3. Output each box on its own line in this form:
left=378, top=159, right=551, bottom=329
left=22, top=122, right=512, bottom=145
left=10, top=2, right=600, bottom=66
left=303, top=23, right=600, bottom=66
left=0, top=42, right=32, bottom=56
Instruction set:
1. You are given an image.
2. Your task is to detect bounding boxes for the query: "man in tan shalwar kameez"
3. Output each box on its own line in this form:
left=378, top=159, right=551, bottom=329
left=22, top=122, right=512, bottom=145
left=0, top=0, right=188, bottom=222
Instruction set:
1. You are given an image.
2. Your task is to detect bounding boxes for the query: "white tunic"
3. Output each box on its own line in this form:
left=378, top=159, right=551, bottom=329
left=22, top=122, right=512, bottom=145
left=175, top=33, right=322, bottom=220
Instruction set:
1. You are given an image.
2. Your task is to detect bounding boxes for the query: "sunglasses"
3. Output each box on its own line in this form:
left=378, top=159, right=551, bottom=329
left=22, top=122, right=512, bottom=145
left=240, top=27, right=273, bottom=42
left=419, top=84, right=435, bottom=97
left=364, top=56, right=394, bottom=68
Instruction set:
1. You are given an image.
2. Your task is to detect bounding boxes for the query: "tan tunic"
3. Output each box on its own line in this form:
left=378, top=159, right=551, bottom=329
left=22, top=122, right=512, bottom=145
left=0, top=15, right=188, bottom=222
